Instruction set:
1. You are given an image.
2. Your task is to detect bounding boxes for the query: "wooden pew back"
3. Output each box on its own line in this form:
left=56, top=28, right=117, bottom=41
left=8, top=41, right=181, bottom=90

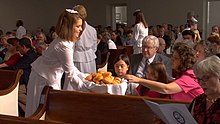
left=97, top=52, right=110, bottom=71
left=0, top=69, right=23, bottom=116
left=31, top=86, right=190, bottom=124
left=0, top=69, right=23, bottom=92
left=0, top=114, right=66, bottom=124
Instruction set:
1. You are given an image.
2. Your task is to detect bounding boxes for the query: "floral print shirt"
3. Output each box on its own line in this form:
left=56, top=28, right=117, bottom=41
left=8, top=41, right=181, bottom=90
left=190, top=93, right=220, bottom=124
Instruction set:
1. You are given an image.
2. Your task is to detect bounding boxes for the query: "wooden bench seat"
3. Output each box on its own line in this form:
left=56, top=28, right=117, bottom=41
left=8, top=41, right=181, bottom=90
left=0, top=69, right=23, bottom=116
left=29, top=86, right=190, bottom=124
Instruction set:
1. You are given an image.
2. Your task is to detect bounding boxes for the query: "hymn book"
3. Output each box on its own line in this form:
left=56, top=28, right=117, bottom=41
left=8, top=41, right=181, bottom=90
left=143, top=99, right=197, bottom=124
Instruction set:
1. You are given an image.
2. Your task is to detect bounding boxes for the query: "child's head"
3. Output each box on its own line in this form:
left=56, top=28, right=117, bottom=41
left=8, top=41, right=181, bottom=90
left=113, top=54, right=130, bottom=77
left=146, top=61, right=169, bottom=83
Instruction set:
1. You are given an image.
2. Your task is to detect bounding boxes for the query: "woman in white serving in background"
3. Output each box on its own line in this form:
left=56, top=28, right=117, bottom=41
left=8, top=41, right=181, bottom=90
left=73, top=5, right=97, bottom=74
left=25, top=8, right=88, bottom=117
left=133, top=10, right=148, bottom=54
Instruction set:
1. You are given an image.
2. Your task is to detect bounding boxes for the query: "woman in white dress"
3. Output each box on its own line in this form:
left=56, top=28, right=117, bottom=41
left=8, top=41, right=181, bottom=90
left=25, top=8, right=88, bottom=117
left=133, top=10, right=148, bottom=54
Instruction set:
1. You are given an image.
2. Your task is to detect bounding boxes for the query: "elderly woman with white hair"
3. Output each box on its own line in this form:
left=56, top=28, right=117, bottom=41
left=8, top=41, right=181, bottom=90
left=189, top=55, right=220, bottom=123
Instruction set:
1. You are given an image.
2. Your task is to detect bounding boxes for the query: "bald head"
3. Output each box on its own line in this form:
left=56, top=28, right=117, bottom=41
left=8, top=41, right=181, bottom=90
left=157, top=38, right=166, bottom=53
left=158, top=38, right=165, bottom=45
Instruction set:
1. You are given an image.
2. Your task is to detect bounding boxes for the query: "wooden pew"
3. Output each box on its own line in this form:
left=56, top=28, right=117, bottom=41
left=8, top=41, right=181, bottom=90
left=29, top=86, right=190, bottom=124
left=0, top=114, right=66, bottom=124
left=0, top=69, right=23, bottom=116
left=117, top=45, right=133, bottom=56
left=97, top=52, right=110, bottom=71
left=107, top=48, right=127, bottom=72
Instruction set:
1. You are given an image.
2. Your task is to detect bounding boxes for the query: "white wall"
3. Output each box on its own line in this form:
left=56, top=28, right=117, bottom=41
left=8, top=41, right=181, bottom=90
left=0, top=0, right=85, bottom=33
left=0, top=0, right=205, bottom=35
left=127, top=0, right=204, bottom=28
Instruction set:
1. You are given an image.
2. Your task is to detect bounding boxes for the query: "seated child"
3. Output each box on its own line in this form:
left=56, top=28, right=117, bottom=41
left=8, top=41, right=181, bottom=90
left=136, top=61, right=170, bottom=98
left=113, top=54, right=138, bottom=95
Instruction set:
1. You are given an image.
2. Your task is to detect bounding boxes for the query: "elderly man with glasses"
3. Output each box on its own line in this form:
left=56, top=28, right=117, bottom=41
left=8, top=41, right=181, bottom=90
left=130, top=35, right=172, bottom=78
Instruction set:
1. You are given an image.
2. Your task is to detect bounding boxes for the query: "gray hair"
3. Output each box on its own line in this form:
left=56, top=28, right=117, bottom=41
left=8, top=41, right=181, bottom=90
left=142, top=35, right=159, bottom=48
left=193, top=55, right=220, bottom=77
left=102, top=32, right=111, bottom=40
left=194, top=40, right=213, bottom=58
left=35, top=40, right=48, bottom=49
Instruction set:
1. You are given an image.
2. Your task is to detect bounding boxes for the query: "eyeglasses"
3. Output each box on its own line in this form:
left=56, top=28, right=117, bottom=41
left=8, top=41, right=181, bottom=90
left=142, top=46, right=155, bottom=50
left=196, top=75, right=210, bottom=83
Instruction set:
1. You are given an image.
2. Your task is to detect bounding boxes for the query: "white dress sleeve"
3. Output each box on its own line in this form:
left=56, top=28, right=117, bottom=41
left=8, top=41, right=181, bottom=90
left=56, top=42, right=88, bottom=91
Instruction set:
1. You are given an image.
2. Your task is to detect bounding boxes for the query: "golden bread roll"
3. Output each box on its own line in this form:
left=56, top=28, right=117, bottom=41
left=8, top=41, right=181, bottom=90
left=114, top=77, right=121, bottom=81
left=94, top=81, right=101, bottom=84
left=85, top=71, right=121, bottom=84
left=98, top=70, right=107, bottom=74
left=91, top=73, right=97, bottom=78
left=112, top=77, right=122, bottom=84
left=93, top=73, right=103, bottom=82
left=111, top=80, right=120, bottom=84
left=85, top=74, right=93, bottom=81
left=99, top=80, right=105, bottom=84
left=102, top=72, right=112, bottom=78
left=103, top=76, right=114, bottom=84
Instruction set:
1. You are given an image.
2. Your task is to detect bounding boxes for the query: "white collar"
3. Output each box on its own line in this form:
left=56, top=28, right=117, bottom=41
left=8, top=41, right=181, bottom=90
left=144, top=54, right=156, bottom=64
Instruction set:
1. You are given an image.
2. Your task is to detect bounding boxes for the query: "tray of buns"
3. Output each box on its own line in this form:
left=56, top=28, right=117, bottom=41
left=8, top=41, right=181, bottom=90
left=84, top=70, right=127, bottom=95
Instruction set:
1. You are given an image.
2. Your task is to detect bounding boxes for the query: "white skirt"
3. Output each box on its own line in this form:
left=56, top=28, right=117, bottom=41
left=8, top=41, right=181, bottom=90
left=25, top=70, right=60, bottom=117
left=74, top=60, right=96, bottom=73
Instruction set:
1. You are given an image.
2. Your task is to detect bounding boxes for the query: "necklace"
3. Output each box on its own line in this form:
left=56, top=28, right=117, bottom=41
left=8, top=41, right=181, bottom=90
left=206, top=97, right=219, bottom=103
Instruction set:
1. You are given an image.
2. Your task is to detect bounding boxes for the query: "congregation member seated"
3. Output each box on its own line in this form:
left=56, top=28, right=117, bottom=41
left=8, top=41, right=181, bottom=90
left=102, top=32, right=117, bottom=49
left=182, top=29, right=196, bottom=43
left=96, top=33, right=109, bottom=66
left=189, top=55, right=220, bottom=123
left=187, top=20, right=201, bottom=43
left=6, top=37, right=38, bottom=86
left=130, top=35, right=172, bottom=78
left=125, top=29, right=135, bottom=46
left=207, top=35, right=220, bottom=54
left=35, top=40, right=48, bottom=56
left=32, top=32, right=48, bottom=46
left=0, top=35, right=8, bottom=61
left=157, top=38, right=170, bottom=57
left=174, top=30, right=195, bottom=48
left=5, top=31, right=14, bottom=38
left=112, top=54, right=138, bottom=95
left=125, top=42, right=204, bottom=102
left=0, top=37, right=21, bottom=68
left=136, top=61, right=170, bottom=98
left=47, top=26, right=58, bottom=43
left=210, top=25, right=219, bottom=37
left=194, top=40, right=213, bottom=62
left=157, top=26, right=171, bottom=53
left=111, top=30, right=123, bottom=46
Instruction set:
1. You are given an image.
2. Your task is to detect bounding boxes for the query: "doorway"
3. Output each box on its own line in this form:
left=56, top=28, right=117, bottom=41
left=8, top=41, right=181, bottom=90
left=111, top=4, right=127, bottom=30
left=207, top=0, right=220, bottom=35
